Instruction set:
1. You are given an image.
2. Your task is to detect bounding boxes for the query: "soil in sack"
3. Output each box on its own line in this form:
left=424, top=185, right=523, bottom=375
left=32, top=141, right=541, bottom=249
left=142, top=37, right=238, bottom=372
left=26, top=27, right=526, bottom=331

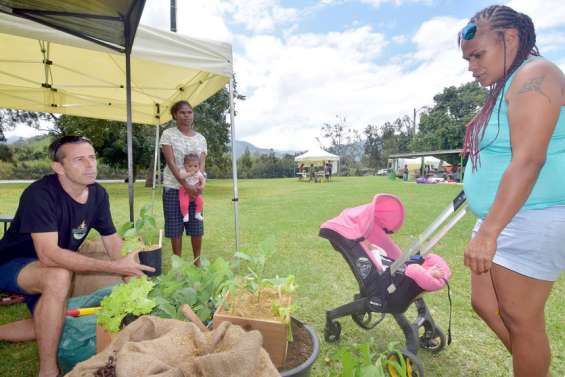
left=94, top=354, right=116, bottom=377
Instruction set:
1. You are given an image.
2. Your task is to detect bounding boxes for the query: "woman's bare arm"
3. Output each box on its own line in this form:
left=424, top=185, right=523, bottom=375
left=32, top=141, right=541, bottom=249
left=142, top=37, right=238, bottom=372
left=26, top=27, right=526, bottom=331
left=199, top=151, right=207, bottom=174
left=162, top=144, right=197, bottom=195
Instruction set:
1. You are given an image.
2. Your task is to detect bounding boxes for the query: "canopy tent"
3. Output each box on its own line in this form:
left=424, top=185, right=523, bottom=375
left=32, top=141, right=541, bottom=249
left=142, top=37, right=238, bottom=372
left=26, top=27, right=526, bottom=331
left=0, top=0, right=145, bottom=53
left=0, top=13, right=231, bottom=126
left=0, top=0, right=146, bottom=222
left=295, top=147, right=339, bottom=174
left=0, top=5, right=242, bottom=252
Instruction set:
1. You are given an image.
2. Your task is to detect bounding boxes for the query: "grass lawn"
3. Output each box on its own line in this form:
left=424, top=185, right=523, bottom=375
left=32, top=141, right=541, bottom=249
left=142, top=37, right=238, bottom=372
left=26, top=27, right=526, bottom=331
left=1, top=176, right=563, bottom=376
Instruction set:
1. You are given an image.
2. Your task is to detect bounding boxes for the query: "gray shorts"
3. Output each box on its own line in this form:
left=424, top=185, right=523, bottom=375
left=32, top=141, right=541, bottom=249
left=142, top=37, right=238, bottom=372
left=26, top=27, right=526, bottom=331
left=162, top=187, right=204, bottom=238
left=472, top=206, right=565, bottom=281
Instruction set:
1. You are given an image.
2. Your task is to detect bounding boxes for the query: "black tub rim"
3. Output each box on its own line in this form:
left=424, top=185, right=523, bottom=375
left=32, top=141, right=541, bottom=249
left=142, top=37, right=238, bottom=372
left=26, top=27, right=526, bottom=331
left=280, top=321, right=320, bottom=377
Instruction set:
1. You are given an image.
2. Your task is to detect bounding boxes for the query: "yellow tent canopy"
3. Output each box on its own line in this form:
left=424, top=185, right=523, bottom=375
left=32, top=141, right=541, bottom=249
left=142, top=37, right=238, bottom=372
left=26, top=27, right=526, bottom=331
left=0, top=12, right=232, bottom=125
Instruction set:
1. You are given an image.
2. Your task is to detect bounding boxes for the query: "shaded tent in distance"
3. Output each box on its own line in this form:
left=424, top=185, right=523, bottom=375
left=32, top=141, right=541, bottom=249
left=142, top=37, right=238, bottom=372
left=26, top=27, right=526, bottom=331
left=295, top=147, right=339, bottom=174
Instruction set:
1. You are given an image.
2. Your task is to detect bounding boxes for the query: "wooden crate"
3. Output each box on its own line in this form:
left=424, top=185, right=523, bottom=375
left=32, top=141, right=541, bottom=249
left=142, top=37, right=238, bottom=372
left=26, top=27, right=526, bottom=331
left=213, top=309, right=288, bottom=367
left=95, top=324, right=117, bottom=353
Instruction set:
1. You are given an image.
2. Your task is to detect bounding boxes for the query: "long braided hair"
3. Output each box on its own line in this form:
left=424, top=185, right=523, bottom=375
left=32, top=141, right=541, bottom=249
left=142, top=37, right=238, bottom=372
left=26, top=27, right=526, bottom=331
left=460, top=5, right=539, bottom=170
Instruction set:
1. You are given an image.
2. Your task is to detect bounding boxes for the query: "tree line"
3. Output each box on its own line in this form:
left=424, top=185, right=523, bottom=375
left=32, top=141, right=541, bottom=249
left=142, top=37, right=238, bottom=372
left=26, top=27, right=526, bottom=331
left=0, top=81, right=486, bottom=180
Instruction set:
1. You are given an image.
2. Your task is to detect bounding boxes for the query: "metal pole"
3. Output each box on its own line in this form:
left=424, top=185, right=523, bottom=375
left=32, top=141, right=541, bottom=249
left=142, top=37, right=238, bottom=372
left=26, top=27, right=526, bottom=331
left=125, top=13, right=134, bottom=223
left=229, top=79, right=240, bottom=254
left=413, top=107, right=416, bottom=136
left=152, top=124, right=160, bottom=191
left=170, top=0, right=177, bottom=32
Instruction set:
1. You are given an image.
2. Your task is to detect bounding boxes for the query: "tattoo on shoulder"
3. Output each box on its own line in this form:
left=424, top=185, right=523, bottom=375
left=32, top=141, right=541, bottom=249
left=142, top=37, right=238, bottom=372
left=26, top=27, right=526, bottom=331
left=517, top=76, right=551, bottom=103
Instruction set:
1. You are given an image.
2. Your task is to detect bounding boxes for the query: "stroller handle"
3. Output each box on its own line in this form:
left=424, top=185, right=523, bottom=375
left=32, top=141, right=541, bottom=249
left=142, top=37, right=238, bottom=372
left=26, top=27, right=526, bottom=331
left=388, top=191, right=467, bottom=280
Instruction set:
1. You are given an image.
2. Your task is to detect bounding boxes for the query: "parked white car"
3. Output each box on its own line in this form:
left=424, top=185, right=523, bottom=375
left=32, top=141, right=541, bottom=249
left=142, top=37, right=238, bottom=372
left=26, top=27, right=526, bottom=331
left=377, top=168, right=389, bottom=176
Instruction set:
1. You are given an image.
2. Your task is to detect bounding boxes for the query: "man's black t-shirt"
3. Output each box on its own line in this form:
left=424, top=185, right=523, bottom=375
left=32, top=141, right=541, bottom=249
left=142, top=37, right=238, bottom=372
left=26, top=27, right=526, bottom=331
left=0, top=174, right=116, bottom=265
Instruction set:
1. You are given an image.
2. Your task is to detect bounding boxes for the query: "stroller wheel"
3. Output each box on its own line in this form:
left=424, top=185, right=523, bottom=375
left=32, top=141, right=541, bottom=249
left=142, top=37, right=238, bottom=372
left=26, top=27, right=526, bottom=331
left=385, top=350, right=424, bottom=377
left=324, top=320, right=341, bottom=342
left=419, top=327, right=446, bottom=353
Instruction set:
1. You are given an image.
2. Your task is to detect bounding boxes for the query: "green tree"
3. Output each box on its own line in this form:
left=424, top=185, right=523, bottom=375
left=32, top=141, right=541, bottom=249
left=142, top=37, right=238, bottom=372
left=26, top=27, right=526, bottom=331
left=321, top=115, right=367, bottom=175
left=0, top=109, right=53, bottom=141
left=0, top=144, right=13, bottom=162
left=194, top=89, right=231, bottom=177
left=54, top=116, right=155, bottom=180
left=411, top=82, right=487, bottom=163
left=52, top=84, right=243, bottom=180
left=361, top=117, right=412, bottom=171
left=363, top=124, right=383, bottom=169
left=237, top=147, right=253, bottom=178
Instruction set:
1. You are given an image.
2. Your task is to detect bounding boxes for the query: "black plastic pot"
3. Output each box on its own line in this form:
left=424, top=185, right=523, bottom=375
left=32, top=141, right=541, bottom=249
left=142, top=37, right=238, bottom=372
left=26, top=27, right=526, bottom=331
left=139, top=247, right=162, bottom=277
left=280, top=323, right=320, bottom=377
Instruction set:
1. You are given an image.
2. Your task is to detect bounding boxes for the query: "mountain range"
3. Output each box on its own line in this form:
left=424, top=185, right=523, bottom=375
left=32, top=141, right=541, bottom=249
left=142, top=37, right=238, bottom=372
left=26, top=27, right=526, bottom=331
left=233, top=140, right=300, bottom=159
left=4, top=135, right=300, bottom=158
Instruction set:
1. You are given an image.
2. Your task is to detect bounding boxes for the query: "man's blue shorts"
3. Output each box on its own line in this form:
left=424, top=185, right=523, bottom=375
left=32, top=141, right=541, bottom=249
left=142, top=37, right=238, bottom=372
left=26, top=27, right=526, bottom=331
left=0, top=258, right=40, bottom=313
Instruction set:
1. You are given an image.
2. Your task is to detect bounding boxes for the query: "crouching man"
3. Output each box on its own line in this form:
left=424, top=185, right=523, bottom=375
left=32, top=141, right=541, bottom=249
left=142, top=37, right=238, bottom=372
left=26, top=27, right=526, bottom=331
left=0, top=135, right=153, bottom=377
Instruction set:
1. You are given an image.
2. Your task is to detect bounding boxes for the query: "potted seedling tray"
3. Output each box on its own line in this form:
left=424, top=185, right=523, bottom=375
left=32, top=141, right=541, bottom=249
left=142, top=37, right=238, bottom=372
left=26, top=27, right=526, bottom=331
left=213, top=288, right=292, bottom=367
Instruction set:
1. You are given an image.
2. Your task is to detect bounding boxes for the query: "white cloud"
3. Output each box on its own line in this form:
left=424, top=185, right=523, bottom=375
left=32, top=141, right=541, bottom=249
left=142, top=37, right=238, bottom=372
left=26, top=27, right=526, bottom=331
left=141, top=0, right=301, bottom=39
left=220, top=0, right=299, bottom=33
left=392, top=34, right=408, bottom=44
left=138, top=1, right=494, bottom=151
left=233, top=17, right=471, bottom=150
left=141, top=0, right=232, bottom=42
left=537, top=31, right=565, bottom=53
left=360, top=0, right=433, bottom=8
left=506, top=0, right=565, bottom=30
left=411, top=16, right=466, bottom=61
left=3, top=122, right=50, bottom=139
left=557, top=58, right=565, bottom=73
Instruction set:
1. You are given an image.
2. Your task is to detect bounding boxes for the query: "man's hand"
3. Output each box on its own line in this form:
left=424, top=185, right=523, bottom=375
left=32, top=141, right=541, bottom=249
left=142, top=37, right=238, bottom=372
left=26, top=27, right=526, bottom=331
left=464, top=231, right=497, bottom=274
left=113, top=251, right=155, bottom=277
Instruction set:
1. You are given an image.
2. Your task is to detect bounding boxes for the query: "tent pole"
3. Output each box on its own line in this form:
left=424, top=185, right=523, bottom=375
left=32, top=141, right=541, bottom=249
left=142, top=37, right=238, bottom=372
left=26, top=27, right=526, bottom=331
left=126, top=49, right=134, bottom=223
left=151, top=122, right=160, bottom=208
left=228, top=79, right=240, bottom=254
left=152, top=124, right=160, bottom=190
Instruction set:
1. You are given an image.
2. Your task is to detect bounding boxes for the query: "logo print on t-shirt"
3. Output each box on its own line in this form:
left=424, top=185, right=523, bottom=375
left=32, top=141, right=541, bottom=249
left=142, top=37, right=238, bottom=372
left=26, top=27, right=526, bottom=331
left=72, top=221, right=88, bottom=240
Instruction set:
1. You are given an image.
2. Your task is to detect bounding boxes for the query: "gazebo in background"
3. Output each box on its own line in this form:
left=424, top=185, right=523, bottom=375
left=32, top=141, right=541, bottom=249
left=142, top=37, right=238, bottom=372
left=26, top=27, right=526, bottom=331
left=295, top=147, right=340, bottom=179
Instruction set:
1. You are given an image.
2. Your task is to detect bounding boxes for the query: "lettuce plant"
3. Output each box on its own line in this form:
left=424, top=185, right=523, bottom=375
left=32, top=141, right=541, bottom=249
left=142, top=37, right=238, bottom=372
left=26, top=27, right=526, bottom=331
left=97, top=276, right=156, bottom=333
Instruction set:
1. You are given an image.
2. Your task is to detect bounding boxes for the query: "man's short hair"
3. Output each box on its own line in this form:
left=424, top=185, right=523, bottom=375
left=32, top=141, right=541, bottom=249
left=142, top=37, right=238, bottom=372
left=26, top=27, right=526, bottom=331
left=48, top=135, right=93, bottom=162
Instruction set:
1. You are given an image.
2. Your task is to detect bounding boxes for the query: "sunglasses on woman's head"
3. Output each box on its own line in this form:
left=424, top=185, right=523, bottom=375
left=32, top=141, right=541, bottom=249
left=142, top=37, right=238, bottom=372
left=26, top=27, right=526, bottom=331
left=460, top=22, right=477, bottom=41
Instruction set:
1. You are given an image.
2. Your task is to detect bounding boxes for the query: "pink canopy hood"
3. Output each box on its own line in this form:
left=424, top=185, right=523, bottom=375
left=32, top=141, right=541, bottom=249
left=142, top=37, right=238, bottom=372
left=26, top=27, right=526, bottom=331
left=320, top=194, right=404, bottom=243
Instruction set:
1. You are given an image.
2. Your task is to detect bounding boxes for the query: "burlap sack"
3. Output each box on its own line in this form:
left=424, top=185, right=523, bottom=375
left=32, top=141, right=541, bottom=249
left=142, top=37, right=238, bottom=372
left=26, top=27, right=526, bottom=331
left=71, top=239, right=123, bottom=297
left=66, top=315, right=280, bottom=377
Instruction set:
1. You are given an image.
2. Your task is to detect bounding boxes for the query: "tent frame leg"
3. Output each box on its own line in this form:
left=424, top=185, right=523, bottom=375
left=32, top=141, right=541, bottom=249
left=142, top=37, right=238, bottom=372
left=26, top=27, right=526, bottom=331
left=229, top=79, right=240, bottom=254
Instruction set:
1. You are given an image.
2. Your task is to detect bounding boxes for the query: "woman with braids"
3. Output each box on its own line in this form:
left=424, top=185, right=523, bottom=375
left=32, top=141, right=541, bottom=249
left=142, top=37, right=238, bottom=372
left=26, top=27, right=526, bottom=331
left=460, top=5, right=565, bottom=377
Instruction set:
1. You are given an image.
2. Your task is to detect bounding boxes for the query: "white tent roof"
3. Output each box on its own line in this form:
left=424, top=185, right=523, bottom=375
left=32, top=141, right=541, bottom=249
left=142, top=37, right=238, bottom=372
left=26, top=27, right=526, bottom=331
left=0, top=12, right=232, bottom=125
left=295, top=147, right=340, bottom=163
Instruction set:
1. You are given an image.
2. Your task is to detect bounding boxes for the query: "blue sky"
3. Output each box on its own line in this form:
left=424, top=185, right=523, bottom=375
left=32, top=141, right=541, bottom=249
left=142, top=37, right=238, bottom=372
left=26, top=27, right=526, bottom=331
left=8, top=0, right=565, bottom=151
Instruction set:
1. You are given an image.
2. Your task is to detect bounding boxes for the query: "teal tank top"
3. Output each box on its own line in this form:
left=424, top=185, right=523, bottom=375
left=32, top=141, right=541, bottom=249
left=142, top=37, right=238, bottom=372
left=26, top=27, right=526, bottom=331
left=464, top=58, right=565, bottom=219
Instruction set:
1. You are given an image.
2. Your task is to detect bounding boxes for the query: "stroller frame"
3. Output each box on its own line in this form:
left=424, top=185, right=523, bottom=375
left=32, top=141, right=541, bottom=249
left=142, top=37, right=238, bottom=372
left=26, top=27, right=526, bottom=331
left=320, top=191, right=467, bottom=375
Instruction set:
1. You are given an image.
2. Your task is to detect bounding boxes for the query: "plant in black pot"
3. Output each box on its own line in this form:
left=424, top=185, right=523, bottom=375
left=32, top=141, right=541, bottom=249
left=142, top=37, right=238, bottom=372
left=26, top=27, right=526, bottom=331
left=118, top=204, right=163, bottom=277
